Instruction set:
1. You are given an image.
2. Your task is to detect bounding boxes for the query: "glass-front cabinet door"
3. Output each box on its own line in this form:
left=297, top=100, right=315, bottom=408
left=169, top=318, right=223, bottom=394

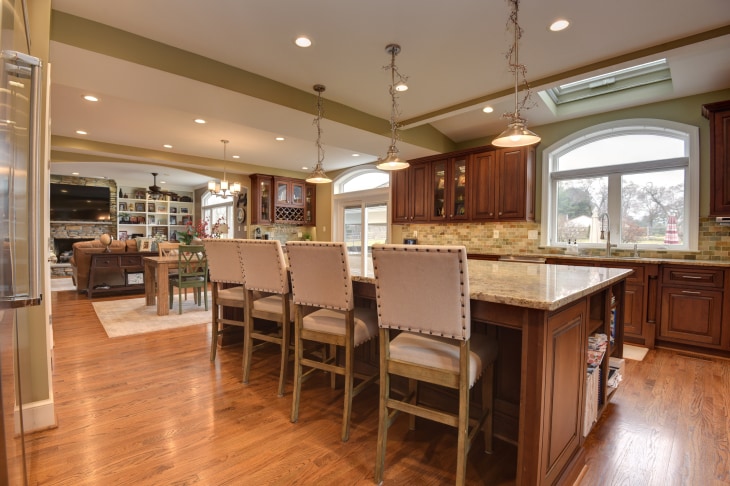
left=429, top=156, right=469, bottom=221
left=431, top=160, right=447, bottom=221
left=450, top=156, right=469, bottom=221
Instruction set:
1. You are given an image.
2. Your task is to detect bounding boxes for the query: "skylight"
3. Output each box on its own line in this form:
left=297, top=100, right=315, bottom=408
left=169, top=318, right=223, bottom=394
left=542, top=59, right=671, bottom=105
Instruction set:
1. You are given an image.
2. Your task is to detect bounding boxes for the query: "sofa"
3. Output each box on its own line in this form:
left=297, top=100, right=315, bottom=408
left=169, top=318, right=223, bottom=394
left=70, top=239, right=141, bottom=292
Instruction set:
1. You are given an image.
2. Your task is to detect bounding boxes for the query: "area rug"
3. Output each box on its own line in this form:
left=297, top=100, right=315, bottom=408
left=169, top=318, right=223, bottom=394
left=51, top=277, right=77, bottom=292
left=92, top=297, right=211, bottom=338
left=623, top=344, right=649, bottom=361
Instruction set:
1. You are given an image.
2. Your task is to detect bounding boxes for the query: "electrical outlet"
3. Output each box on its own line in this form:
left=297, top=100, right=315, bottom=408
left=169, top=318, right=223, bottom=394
left=528, top=230, right=538, bottom=240
left=493, top=230, right=499, bottom=239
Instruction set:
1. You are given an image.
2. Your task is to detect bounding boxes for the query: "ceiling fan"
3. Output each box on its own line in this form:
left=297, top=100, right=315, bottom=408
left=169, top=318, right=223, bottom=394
left=147, top=172, right=178, bottom=200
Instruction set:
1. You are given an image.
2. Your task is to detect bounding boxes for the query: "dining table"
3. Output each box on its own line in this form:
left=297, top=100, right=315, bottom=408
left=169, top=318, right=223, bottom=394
left=143, top=255, right=180, bottom=316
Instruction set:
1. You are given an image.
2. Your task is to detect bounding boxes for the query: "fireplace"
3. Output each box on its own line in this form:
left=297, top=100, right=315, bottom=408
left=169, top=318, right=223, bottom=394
left=54, top=238, right=93, bottom=263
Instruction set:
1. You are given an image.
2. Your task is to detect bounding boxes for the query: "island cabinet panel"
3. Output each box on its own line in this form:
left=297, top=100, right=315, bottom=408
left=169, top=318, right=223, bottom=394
left=702, top=100, right=730, bottom=215
left=541, top=299, right=586, bottom=485
left=658, top=266, right=726, bottom=348
left=391, top=163, right=429, bottom=223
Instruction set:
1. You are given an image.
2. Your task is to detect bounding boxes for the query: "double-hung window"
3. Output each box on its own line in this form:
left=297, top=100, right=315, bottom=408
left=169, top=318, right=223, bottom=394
left=542, top=119, right=699, bottom=251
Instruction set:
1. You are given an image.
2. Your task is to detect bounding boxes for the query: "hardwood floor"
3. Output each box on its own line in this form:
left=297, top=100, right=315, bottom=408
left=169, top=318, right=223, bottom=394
left=26, top=289, right=730, bottom=485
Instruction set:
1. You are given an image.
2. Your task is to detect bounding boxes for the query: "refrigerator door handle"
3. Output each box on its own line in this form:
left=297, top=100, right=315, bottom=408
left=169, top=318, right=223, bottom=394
left=2, top=50, right=43, bottom=306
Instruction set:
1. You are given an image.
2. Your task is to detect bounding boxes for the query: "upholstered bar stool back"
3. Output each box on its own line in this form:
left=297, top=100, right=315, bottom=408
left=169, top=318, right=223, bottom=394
left=286, top=241, right=378, bottom=442
left=371, top=244, right=497, bottom=486
left=237, top=239, right=291, bottom=397
left=202, top=239, right=247, bottom=362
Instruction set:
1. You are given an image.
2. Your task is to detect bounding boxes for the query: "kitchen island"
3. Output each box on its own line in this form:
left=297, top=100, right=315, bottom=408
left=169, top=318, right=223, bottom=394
left=354, top=259, right=632, bottom=485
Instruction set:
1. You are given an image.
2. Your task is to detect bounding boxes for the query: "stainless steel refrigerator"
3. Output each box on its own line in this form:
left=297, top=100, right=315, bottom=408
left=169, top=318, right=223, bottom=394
left=0, top=0, right=44, bottom=484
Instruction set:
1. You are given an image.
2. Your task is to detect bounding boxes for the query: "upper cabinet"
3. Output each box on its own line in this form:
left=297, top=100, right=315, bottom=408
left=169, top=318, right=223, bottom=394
left=392, top=144, right=536, bottom=224
left=250, top=174, right=315, bottom=226
left=702, top=100, right=730, bottom=216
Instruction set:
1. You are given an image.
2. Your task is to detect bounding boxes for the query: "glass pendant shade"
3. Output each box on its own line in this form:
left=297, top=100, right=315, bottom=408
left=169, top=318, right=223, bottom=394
left=376, top=145, right=409, bottom=171
left=492, top=120, right=541, bottom=147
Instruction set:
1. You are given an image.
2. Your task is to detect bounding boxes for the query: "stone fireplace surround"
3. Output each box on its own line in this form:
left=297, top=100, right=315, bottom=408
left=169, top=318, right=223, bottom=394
left=50, top=175, right=118, bottom=277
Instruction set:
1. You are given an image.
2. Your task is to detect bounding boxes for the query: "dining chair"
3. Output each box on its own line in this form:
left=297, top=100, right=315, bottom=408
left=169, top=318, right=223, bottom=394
left=371, top=244, right=497, bottom=486
left=158, top=240, right=187, bottom=300
left=202, top=239, right=246, bottom=362
left=237, top=239, right=291, bottom=397
left=168, top=244, right=208, bottom=315
left=286, top=241, right=378, bottom=442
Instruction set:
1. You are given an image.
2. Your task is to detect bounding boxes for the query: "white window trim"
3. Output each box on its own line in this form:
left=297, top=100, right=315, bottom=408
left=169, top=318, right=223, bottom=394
left=331, top=165, right=391, bottom=244
left=541, top=118, right=699, bottom=251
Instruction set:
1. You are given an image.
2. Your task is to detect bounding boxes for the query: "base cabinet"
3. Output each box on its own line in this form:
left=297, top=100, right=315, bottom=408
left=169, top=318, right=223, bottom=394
left=658, top=265, right=726, bottom=348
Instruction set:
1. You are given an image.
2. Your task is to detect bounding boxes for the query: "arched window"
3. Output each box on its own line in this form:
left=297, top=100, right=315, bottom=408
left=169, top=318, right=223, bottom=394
left=201, top=192, right=233, bottom=238
left=541, top=119, right=699, bottom=251
left=332, top=166, right=390, bottom=275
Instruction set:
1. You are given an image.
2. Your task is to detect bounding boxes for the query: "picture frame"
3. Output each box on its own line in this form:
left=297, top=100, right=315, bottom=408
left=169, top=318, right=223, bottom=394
left=134, top=202, right=145, bottom=212
left=130, top=216, right=139, bottom=224
left=138, top=238, right=152, bottom=252
left=127, top=272, right=144, bottom=285
left=181, top=215, right=192, bottom=225
left=118, top=230, right=128, bottom=241
left=170, top=215, right=177, bottom=225
left=157, top=205, right=166, bottom=213
left=170, top=207, right=177, bottom=214
left=119, top=202, right=127, bottom=211
left=148, top=215, right=156, bottom=224
left=134, top=190, right=145, bottom=199
left=180, top=207, right=189, bottom=214
left=148, top=203, right=156, bottom=213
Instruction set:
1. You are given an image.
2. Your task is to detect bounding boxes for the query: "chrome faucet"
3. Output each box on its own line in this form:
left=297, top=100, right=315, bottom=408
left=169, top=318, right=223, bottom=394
left=599, top=213, right=616, bottom=257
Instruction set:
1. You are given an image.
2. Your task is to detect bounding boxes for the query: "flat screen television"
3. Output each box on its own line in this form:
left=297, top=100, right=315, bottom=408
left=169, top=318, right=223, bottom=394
left=50, top=183, right=111, bottom=222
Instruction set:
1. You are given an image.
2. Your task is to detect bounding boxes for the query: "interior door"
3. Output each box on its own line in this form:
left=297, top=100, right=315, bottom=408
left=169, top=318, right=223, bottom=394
left=342, top=203, right=388, bottom=277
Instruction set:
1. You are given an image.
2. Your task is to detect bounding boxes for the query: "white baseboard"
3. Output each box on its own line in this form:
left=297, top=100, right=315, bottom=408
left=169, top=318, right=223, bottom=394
left=15, top=399, right=56, bottom=434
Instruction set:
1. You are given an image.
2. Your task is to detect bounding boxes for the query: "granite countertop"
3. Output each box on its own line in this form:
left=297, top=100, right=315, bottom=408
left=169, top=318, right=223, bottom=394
left=482, top=252, right=730, bottom=268
left=353, top=260, right=633, bottom=311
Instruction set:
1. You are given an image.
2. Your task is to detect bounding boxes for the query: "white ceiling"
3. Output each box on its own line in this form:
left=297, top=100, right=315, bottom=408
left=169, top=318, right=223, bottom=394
left=48, top=0, right=730, bottom=189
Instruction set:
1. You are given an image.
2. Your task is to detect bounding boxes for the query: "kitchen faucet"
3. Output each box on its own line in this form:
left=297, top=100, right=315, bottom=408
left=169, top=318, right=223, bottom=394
left=599, top=213, right=616, bottom=256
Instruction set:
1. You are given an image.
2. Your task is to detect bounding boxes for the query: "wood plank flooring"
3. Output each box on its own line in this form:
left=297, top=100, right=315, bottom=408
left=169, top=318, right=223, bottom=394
left=26, top=289, right=730, bottom=485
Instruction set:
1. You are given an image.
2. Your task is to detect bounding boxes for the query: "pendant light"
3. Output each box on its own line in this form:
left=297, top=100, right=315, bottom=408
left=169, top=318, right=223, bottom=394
left=376, top=43, right=410, bottom=171
left=492, top=0, right=541, bottom=148
left=208, top=139, right=241, bottom=198
left=305, top=84, right=332, bottom=184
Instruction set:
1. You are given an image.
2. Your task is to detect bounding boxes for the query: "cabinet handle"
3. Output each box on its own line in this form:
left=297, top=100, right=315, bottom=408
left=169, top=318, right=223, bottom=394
left=681, top=290, right=702, bottom=295
left=498, top=211, right=502, bottom=215
left=680, top=275, right=703, bottom=279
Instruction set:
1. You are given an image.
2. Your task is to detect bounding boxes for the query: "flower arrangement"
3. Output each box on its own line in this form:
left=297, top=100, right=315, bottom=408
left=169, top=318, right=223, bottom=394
left=178, top=217, right=228, bottom=244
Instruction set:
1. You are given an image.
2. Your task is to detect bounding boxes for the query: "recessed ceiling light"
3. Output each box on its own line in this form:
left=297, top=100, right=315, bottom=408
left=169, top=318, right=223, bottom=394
left=352, top=154, right=360, bottom=157
left=301, top=166, right=309, bottom=170
left=232, top=155, right=240, bottom=159
left=194, top=118, right=206, bottom=124
left=163, top=144, right=173, bottom=149
left=83, top=95, right=99, bottom=102
left=71, top=172, right=79, bottom=176
left=482, top=106, right=494, bottom=113
left=295, top=36, right=312, bottom=48
left=76, top=130, right=87, bottom=135
left=275, top=137, right=285, bottom=141
left=550, top=19, right=570, bottom=32
left=160, top=180, right=166, bottom=184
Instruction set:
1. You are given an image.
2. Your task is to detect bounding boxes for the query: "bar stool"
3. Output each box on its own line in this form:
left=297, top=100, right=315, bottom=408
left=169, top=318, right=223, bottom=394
left=286, top=241, right=378, bottom=442
left=371, top=244, right=497, bottom=486
left=202, top=239, right=246, bottom=362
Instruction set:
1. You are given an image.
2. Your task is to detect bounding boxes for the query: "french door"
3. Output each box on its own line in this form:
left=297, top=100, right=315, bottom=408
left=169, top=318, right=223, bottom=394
left=333, top=190, right=389, bottom=277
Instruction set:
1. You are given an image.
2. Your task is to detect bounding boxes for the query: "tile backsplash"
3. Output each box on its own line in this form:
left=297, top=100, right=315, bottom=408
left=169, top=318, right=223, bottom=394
left=398, top=217, right=730, bottom=261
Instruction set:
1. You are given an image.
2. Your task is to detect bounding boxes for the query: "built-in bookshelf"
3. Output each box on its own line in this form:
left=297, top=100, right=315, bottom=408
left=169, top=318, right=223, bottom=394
left=116, top=186, right=195, bottom=242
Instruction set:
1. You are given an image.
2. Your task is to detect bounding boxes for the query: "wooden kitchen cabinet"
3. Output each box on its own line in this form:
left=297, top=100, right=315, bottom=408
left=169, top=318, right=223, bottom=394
left=470, top=147, right=535, bottom=221
left=249, top=174, right=273, bottom=225
left=392, top=144, right=536, bottom=224
left=391, top=163, right=429, bottom=223
left=659, top=265, right=727, bottom=348
left=429, top=155, right=469, bottom=222
left=702, top=100, right=730, bottom=216
left=250, top=174, right=312, bottom=225
left=274, top=177, right=305, bottom=207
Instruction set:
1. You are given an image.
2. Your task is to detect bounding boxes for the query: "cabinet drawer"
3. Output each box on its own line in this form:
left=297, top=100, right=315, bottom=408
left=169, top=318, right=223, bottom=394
left=661, top=266, right=724, bottom=288
left=120, top=255, right=143, bottom=267
left=92, top=256, right=117, bottom=268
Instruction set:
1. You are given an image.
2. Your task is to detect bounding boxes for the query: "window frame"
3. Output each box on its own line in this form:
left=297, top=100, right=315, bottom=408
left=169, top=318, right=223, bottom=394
left=541, top=118, right=699, bottom=251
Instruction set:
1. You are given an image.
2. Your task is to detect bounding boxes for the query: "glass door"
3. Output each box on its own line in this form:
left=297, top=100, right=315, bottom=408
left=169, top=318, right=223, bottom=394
left=343, top=203, right=388, bottom=277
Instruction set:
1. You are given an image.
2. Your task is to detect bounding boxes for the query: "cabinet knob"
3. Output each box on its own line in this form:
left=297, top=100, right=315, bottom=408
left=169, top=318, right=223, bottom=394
left=498, top=211, right=503, bottom=215
left=489, top=212, right=494, bottom=216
